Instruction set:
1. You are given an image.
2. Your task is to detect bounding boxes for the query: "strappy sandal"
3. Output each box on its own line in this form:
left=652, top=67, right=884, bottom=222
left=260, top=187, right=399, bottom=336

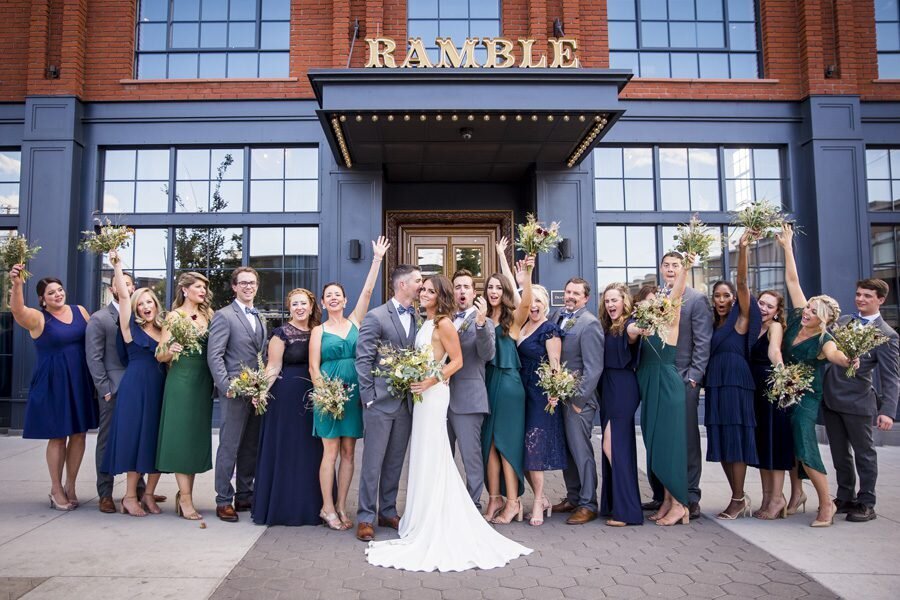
left=175, top=492, right=202, bottom=521
left=320, top=510, right=344, bottom=530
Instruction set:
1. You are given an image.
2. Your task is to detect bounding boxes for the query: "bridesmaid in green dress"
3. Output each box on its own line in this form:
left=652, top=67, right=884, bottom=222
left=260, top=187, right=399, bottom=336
left=482, top=250, right=534, bottom=524
left=635, top=252, right=695, bottom=527
left=309, top=237, right=389, bottom=530
left=156, top=271, right=215, bottom=521
left=776, top=224, right=856, bottom=527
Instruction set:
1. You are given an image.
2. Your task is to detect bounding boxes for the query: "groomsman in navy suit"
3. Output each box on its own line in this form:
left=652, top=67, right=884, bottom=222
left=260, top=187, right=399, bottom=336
left=824, top=278, right=899, bottom=522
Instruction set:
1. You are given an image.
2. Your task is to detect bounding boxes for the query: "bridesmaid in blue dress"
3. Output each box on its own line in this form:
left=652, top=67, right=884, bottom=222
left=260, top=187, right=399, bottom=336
left=254, top=288, right=323, bottom=526
left=102, top=250, right=167, bottom=517
left=704, top=231, right=761, bottom=519
left=8, top=264, right=97, bottom=511
left=598, top=283, right=643, bottom=526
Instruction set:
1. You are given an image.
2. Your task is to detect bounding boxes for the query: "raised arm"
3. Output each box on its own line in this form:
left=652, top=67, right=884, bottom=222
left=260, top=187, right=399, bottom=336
left=668, top=253, right=696, bottom=346
left=473, top=297, right=496, bottom=362
left=767, top=321, right=785, bottom=366
left=511, top=256, right=534, bottom=332
left=496, top=236, right=520, bottom=305
left=308, top=325, right=325, bottom=387
left=8, top=265, right=43, bottom=335
left=110, top=250, right=134, bottom=342
left=350, top=236, right=390, bottom=326
left=777, top=224, right=806, bottom=309
left=734, top=231, right=752, bottom=334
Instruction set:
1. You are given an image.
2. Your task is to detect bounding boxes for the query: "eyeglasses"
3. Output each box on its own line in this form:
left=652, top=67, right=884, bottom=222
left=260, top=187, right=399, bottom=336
left=235, top=281, right=258, bottom=288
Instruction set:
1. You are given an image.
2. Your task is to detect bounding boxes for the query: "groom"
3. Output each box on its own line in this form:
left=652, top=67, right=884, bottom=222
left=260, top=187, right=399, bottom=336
left=355, top=264, right=423, bottom=542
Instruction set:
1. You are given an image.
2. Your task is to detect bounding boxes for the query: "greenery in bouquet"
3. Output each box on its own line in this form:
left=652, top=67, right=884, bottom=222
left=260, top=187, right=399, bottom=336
left=156, top=310, right=207, bottom=362
left=730, top=202, right=798, bottom=242
left=766, top=362, right=815, bottom=409
left=228, top=354, right=271, bottom=415
left=632, top=295, right=681, bottom=346
left=373, top=343, right=443, bottom=403
left=0, top=233, right=41, bottom=282
left=672, top=214, right=717, bottom=263
left=515, top=213, right=561, bottom=257
left=308, top=374, right=355, bottom=420
left=78, top=218, right=134, bottom=259
left=830, top=320, right=888, bottom=377
left=535, top=359, right=581, bottom=415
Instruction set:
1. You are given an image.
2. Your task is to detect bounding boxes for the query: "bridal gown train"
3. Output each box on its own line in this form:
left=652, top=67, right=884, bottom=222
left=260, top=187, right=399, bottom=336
left=365, top=319, right=532, bottom=572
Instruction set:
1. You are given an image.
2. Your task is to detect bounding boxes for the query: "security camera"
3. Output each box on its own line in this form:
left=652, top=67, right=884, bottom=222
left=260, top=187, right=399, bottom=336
left=459, top=127, right=473, bottom=141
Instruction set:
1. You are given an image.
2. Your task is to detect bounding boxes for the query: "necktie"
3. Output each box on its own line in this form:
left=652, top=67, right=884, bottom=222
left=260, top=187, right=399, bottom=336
left=454, top=311, right=468, bottom=320
left=244, top=306, right=259, bottom=316
left=397, top=304, right=415, bottom=316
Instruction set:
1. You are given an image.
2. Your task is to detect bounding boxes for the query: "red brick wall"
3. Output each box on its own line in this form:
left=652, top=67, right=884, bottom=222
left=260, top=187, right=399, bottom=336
left=0, top=0, right=897, bottom=103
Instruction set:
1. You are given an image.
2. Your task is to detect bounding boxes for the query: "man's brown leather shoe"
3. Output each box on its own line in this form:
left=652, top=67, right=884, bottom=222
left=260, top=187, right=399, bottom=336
left=98, top=496, right=116, bottom=514
left=216, top=504, right=239, bottom=522
left=552, top=499, right=576, bottom=513
left=234, top=500, right=252, bottom=512
left=357, top=522, right=375, bottom=542
left=153, top=494, right=167, bottom=503
left=378, top=515, right=400, bottom=530
left=566, top=507, right=598, bottom=525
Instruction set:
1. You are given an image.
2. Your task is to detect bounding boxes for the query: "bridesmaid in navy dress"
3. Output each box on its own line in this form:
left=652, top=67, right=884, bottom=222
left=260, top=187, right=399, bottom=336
left=102, top=250, right=167, bottom=517
left=253, top=288, right=323, bottom=526
left=8, top=264, right=97, bottom=511
left=704, top=231, right=761, bottom=519
left=598, top=283, right=643, bottom=526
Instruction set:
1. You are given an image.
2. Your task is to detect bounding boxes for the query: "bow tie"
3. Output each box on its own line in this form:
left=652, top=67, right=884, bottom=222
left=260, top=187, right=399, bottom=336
left=560, top=311, right=577, bottom=320
left=244, top=306, right=259, bottom=316
left=853, top=313, right=872, bottom=323
left=396, top=304, right=415, bottom=316
left=454, top=311, right=468, bottom=320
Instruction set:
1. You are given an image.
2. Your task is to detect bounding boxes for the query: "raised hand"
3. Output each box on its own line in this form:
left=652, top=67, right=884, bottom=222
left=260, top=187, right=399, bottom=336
left=683, top=252, right=697, bottom=268
left=109, top=248, right=120, bottom=266
left=8, top=264, right=24, bottom=285
left=474, top=296, right=488, bottom=326
left=775, top=223, right=793, bottom=249
left=739, top=229, right=754, bottom=248
left=372, top=236, right=391, bottom=260
left=496, top=236, right=509, bottom=255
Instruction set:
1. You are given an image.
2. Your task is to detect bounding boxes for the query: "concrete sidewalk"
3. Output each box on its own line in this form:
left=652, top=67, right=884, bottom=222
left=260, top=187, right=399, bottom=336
left=0, top=430, right=897, bottom=599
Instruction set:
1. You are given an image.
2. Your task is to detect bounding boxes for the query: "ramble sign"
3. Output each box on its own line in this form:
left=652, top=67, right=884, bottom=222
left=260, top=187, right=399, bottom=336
left=365, top=37, right=579, bottom=69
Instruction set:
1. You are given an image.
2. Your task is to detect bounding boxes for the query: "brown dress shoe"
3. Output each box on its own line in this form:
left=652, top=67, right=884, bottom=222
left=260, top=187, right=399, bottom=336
left=216, top=504, right=239, bottom=522
left=98, top=496, right=116, bottom=514
left=566, top=507, right=598, bottom=525
left=552, top=499, right=576, bottom=513
left=357, top=522, right=375, bottom=542
left=153, top=494, right=167, bottom=503
left=378, top=515, right=400, bottom=530
left=234, top=500, right=252, bottom=512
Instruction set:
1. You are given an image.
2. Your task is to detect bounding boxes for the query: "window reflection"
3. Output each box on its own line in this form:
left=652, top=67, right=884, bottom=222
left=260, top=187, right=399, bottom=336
left=594, top=147, right=654, bottom=211
left=0, top=151, right=22, bottom=215
left=104, top=149, right=170, bottom=213
left=175, top=148, right=242, bottom=213
left=251, top=147, right=318, bottom=212
left=417, top=248, right=445, bottom=276
left=455, top=247, right=483, bottom=277
left=408, top=0, right=501, bottom=59
left=596, top=225, right=659, bottom=296
left=99, top=228, right=169, bottom=307
left=0, top=230, right=15, bottom=396
left=250, top=227, right=319, bottom=323
left=866, top=148, right=900, bottom=212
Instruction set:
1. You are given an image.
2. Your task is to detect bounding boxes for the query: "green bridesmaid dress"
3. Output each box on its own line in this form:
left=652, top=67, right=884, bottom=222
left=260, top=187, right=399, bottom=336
left=313, top=323, right=363, bottom=439
left=482, top=325, right=526, bottom=497
left=156, top=336, right=214, bottom=474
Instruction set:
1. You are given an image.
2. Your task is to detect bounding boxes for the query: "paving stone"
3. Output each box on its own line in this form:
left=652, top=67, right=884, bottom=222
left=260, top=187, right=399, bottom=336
left=442, top=587, right=484, bottom=600
left=721, top=582, right=767, bottom=598
left=561, top=586, right=608, bottom=599
left=639, top=582, right=687, bottom=598
left=358, top=589, right=402, bottom=600
left=650, top=572, right=693, bottom=587
left=680, top=582, right=727, bottom=599
left=482, top=588, right=525, bottom=600
left=760, top=581, right=808, bottom=598
left=602, top=584, right=645, bottom=599
left=498, top=576, right=538, bottom=590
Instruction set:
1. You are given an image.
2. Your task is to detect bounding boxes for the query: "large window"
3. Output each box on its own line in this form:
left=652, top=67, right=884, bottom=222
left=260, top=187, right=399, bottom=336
left=0, top=151, right=21, bottom=216
left=866, top=148, right=900, bottom=212
left=0, top=230, right=16, bottom=398
left=135, top=0, right=291, bottom=79
left=408, top=0, right=501, bottom=64
left=872, top=225, right=900, bottom=329
left=876, top=0, right=900, bottom=79
left=608, top=0, right=760, bottom=78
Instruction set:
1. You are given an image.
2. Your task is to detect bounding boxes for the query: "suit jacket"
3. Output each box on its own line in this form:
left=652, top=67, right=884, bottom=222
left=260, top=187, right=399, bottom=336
left=448, top=311, right=495, bottom=415
left=85, top=303, right=126, bottom=399
left=674, top=286, right=713, bottom=385
left=355, top=301, right=418, bottom=415
left=550, top=307, right=605, bottom=410
left=207, top=301, right=267, bottom=398
left=823, top=314, right=900, bottom=418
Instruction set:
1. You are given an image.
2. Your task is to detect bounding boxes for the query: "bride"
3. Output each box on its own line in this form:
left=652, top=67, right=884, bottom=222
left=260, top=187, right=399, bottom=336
left=365, top=274, right=532, bottom=572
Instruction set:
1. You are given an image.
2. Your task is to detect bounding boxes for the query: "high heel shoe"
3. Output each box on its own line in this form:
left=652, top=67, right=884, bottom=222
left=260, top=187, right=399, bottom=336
left=63, top=485, right=79, bottom=509
left=483, top=495, right=504, bottom=521
left=141, top=496, right=162, bottom=515
left=175, top=492, right=202, bottom=521
left=786, top=492, right=807, bottom=515
left=48, top=493, right=73, bottom=512
left=491, top=498, right=524, bottom=524
left=756, top=494, right=787, bottom=520
left=121, top=495, right=147, bottom=517
left=717, top=494, right=751, bottom=520
left=811, top=500, right=835, bottom=528
left=529, top=496, right=552, bottom=526
left=656, top=504, right=689, bottom=526
left=337, top=510, right=354, bottom=530
left=319, top=510, right=344, bottom=530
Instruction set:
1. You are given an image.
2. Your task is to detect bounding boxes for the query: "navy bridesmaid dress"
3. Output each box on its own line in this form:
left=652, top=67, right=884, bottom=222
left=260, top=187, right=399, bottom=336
left=24, top=306, right=97, bottom=439
left=750, top=330, right=795, bottom=471
left=598, top=319, right=643, bottom=525
left=253, top=324, right=323, bottom=526
left=102, top=317, right=167, bottom=475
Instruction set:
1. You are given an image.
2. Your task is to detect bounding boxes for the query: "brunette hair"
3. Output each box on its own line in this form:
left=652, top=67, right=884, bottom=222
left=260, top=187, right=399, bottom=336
left=286, top=287, right=321, bottom=328
left=633, top=284, right=659, bottom=305
left=451, top=268, right=474, bottom=284
left=425, top=275, right=456, bottom=324
left=600, top=283, right=633, bottom=336
left=660, top=251, right=684, bottom=265
left=321, top=281, right=346, bottom=298
left=486, top=273, right=517, bottom=336
left=759, top=289, right=786, bottom=325
left=131, top=288, right=165, bottom=329
left=230, top=266, right=259, bottom=286
left=36, top=277, right=64, bottom=308
left=172, top=271, right=214, bottom=321
left=391, top=264, right=419, bottom=290
left=712, top=280, right=737, bottom=327
left=857, top=278, right=890, bottom=300
left=565, top=276, right=591, bottom=298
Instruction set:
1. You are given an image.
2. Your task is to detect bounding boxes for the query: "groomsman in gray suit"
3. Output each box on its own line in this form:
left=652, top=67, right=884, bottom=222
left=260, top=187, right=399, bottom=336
left=550, top=277, right=605, bottom=524
left=642, top=252, right=712, bottom=519
left=824, top=278, right=899, bottom=522
left=355, top=264, right=422, bottom=542
left=208, top=266, right=267, bottom=522
left=449, top=269, right=495, bottom=509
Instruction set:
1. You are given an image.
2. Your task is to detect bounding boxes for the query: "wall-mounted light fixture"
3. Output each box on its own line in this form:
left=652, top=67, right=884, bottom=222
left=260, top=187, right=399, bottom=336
left=558, top=238, right=573, bottom=260
left=348, top=239, right=362, bottom=261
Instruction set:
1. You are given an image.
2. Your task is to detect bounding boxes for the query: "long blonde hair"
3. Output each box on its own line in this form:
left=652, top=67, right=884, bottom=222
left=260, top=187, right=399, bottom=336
left=807, top=294, right=841, bottom=341
left=131, top=288, right=165, bottom=329
left=600, top=282, right=633, bottom=336
left=172, top=271, right=214, bottom=322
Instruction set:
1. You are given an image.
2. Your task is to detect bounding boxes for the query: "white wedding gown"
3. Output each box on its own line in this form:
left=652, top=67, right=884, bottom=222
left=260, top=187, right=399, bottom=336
left=365, top=319, right=532, bottom=572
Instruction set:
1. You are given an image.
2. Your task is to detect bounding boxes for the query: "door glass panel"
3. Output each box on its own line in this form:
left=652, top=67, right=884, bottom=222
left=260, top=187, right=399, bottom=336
left=417, top=248, right=444, bottom=276
left=454, top=247, right=483, bottom=277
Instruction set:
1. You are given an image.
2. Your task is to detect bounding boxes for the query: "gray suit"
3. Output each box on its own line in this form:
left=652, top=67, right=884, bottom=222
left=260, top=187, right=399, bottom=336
left=208, top=301, right=266, bottom=506
left=551, top=307, right=605, bottom=512
left=823, top=314, right=900, bottom=508
left=356, top=301, right=416, bottom=524
left=448, top=310, right=495, bottom=508
left=650, top=285, right=712, bottom=505
left=85, top=303, right=142, bottom=497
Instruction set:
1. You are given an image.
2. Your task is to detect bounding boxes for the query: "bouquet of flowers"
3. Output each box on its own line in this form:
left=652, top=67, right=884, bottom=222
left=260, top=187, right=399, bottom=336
left=535, top=359, right=582, bottom=415
left=672, top=214, right=717, bottom=263
left=228, top=354, right=271, bottom=415
left=632, top=295, right=681, bottom=346
left=830, top=320, right=889, bottom=377
left=373, top=343, right=444, bottom=403
left=308, top=374, right=355, bottom=420
left=0, top=233, right=41, bottom=282
left=156, top=311, right=206, bottom=362
left=78, top=218, right=134, bottom=259
left=515, top=213, right=561, bottom=258
left=766, top=363, right=815, bottom=409
left=730, top=202, right=795, bottom=241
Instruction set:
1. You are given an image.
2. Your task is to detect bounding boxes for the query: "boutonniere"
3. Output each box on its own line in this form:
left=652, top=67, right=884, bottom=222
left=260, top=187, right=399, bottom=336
left=415, top=315, right=424, bottom=329
left=564, top=316, right=578, bottom=332
left=459, top=318, right=472, bottom=333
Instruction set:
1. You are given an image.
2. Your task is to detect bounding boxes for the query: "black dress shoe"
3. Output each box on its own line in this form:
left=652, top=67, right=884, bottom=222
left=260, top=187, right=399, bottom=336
left=688, top=502, right=702, bottom=520
left=641, top=500, right=662, bottom=511
left=234, top=500, right=252, bottom=512
left=833, top=498, right=855, bottom=514
left=846, top=504, right=877, bottom=522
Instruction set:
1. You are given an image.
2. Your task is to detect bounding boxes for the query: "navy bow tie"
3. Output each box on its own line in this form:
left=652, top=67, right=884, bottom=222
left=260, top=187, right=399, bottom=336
left=244, top=306, right=259, bottom=316
left=454, top=311, right=468, bottom=320
left=560, top=311, right=577, bottom=320
left=397, top=304, right=415, bottom=316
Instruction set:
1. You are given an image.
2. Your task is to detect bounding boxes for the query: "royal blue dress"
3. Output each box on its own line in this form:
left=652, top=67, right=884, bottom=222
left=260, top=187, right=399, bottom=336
left=517, top=321, right=567, bottom=472
left=253, top=325, right=323, bottom=526
left=704, top=297, right=761, bottom=464
left=102, top=317, right=166, bottom=475
left=750, top=330, right=795, bottom=471
left=598, top=320, right=643, bottom=525
left=24, top=306, right=97, bottom=439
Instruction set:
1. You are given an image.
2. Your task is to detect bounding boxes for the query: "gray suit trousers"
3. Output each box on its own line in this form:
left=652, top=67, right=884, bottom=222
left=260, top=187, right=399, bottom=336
left=561, top=401, right=598, bottom=512
left=447, top=410, right=485, bottom=509
left=651, top=382, right=701, bottom=504
left=358, top=404, right=412, bottom=523
left=214, top=396, right=260, bottom=505
left=824, top=406, right=879, bottom=507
